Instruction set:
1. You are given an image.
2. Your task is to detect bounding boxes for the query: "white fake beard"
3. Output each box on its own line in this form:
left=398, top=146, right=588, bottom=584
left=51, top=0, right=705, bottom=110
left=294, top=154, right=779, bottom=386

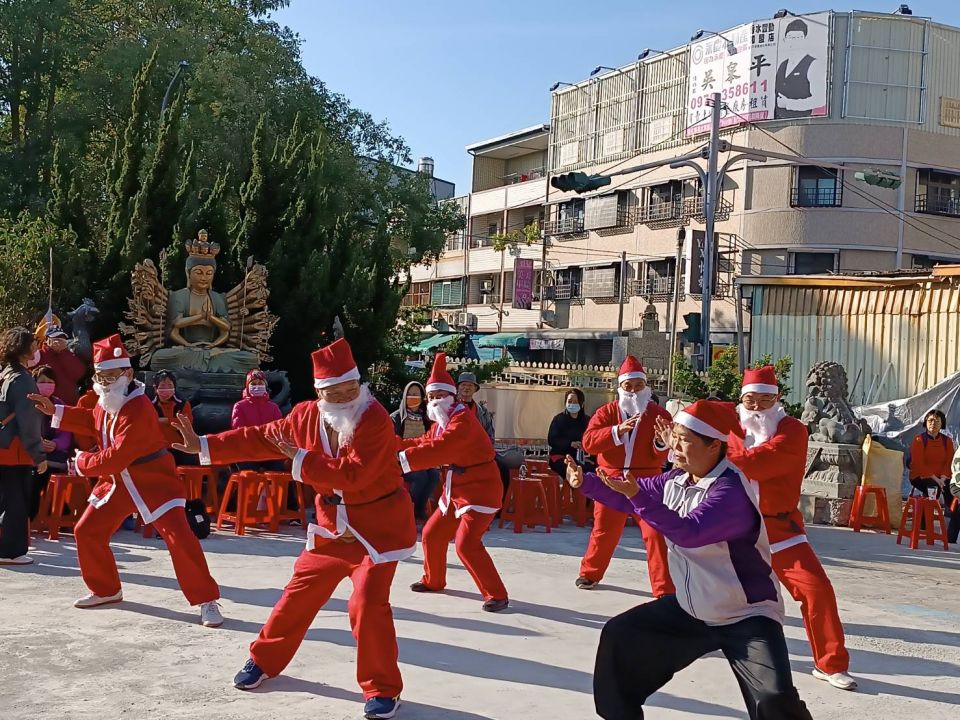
left=94, top=376, right=131, bottom=415
left=427, top=396, right=456, bottom=428
left=738, top=403, right=786, bottom=448
left=319, top=384, right=372, bottom=446
left=618, top=386, right=651, bottom=418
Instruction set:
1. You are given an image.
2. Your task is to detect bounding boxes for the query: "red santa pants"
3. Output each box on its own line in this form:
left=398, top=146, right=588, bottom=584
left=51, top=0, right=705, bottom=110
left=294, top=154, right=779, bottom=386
left=250, top=540, right=402, bottom=700
left=74, top=482, right=219, bottom=606
left=773, top=541, right=850, bottom=674
left=420, top=507, right=507, bottom=601
left=579, top=502, right=675, bottom=597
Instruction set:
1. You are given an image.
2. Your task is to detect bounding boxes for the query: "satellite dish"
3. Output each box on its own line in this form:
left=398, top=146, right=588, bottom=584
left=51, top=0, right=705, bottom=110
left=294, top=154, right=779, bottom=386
left=542, top=310, right=557, bottom=325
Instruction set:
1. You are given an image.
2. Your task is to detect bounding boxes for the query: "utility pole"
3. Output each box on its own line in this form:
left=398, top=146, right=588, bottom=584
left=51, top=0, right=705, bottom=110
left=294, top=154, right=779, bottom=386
left=666, top=226, right=686, bottom=399
left=617, top=250, right=627, bottom=335
left=701, top=92, right=721, bottom=370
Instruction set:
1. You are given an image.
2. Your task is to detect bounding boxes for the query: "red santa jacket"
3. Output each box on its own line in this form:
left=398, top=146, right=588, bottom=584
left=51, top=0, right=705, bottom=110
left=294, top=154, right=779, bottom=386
left=727, top=414, right=808, bottom=549
left=398, top=403, right=501, bottom=517
left=52, top=383, right=184, bottom=523
left=200, top=397, right=417, bottom=564
left=582, top=400, right=671, bottom=477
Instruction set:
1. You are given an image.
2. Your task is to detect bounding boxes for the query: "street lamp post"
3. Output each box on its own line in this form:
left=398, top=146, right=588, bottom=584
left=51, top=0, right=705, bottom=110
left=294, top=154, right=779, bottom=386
left=161, top=60, right=190, bottom=116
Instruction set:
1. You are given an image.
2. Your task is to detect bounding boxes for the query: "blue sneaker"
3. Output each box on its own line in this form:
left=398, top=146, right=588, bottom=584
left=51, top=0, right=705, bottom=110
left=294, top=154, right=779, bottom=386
left=364, top=696, right=400, bottom=719
left=233, top=659, right=268, bottom=689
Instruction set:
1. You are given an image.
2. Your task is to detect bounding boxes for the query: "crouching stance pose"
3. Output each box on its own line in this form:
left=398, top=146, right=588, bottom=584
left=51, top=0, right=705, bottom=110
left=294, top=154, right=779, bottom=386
left=567, top=400, right=813, bottom=720
left=173, top=339, right=416, bottom=720
left=31, top=334, right=222, bottom=625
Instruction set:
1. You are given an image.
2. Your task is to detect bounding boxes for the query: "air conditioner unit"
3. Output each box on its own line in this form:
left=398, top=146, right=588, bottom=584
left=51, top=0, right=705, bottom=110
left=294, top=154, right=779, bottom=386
left=480, top=279, right=494, bottom=292
left=456, top=312, right=478, bottom=330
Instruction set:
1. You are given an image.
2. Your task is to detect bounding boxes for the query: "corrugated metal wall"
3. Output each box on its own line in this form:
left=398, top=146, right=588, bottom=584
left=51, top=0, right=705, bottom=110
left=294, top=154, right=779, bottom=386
left=750, top=281, right=960, bottom=405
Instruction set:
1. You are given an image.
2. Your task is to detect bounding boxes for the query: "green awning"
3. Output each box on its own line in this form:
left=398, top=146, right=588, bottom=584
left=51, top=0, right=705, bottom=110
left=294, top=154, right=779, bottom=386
left=476, top=333, right=529, bottom=348
left=409, top=333, right=457, bottom=352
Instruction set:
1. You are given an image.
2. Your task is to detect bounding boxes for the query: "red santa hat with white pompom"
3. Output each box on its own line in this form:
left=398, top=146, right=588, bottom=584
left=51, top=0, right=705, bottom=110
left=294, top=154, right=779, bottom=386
left=741, top=366, right=779, bottom=397
left=92, top=334, right=132, bottom=372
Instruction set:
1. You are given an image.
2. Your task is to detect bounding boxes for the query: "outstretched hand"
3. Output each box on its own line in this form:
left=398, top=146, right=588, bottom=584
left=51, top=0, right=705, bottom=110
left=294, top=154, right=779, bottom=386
left=266, top=426, right=298, bottom=460
left=654, top=416, right=673, bottom=448
left=564, top=455, right=584, bottom=488
left=28, top=393, right=55, bottom=416
left=600, top=470, right=640, bottom=499
left=171, top=413, right=200, bottom=454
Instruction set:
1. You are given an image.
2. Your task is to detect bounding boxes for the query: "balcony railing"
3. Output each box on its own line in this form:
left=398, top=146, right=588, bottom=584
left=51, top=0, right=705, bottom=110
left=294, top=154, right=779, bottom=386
left=553, top=283, right=581, bottom=301
left=639, top=197, right=683, bottom=226
left=683, top=195, right=733, bottom=222
left=502, top=167, right=546, bottom=185
left=629, top=276, right=678, bottom=297
left=544, top=216, right=585, bottom=236
left=916, top=192, right=960, bottom=217
left=791, top=186, right=842, bottom=208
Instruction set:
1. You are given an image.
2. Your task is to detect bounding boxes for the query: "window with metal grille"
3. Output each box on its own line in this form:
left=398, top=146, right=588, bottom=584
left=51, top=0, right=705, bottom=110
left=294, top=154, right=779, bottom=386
left=791, top=252, right=836, bottom=275
left=430, top=279, right=464, bottom=307
left=916, top=169, right=960, bottom=217
left=582, top=266, right=618, bottom=298
left=791, top=166, right=842, bottom=207
left=554, top=267, right=583, bottom=299
left=402, top=282, right=432, bottom=307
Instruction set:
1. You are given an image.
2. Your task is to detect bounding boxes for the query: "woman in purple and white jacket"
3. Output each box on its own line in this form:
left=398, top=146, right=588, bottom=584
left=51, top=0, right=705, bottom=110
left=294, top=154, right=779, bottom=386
left=566, top=400, right=812, bottom=720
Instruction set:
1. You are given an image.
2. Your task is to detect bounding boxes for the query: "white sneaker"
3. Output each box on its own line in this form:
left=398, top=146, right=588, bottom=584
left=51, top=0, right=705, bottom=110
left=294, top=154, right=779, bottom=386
left=0, top=554, right=33, bottom=565
left=201, top=601, right=224, bottom=628
left=812, top=668, right=858, bottom=691
left=74, top=591, right=123, bottom=608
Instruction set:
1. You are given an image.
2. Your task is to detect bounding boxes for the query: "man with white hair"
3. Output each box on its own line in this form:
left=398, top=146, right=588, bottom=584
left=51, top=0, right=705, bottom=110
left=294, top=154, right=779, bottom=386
left=29, top=334, right=222, bottom=624
left=729, top=366, right=855, bottom=692
left=575, top=356, right=674, bottom=597
left=173, top=338, right=417, bottom=720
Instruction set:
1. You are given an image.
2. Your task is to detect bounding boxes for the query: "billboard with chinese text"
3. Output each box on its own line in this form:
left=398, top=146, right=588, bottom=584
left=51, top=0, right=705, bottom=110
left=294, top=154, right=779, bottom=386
left=686, top=12, right=829, bottom=136
left=513, top=258, right=535, bottom=310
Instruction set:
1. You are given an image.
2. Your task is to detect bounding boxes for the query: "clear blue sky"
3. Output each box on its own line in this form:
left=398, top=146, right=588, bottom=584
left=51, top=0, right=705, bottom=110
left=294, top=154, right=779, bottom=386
left=275, top=1, right=960, bottom=194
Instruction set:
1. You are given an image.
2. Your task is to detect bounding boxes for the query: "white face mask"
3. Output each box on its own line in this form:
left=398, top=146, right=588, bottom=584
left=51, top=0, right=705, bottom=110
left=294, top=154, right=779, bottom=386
left=427, top=396, right=456, bottom=427
left=566, top=403, right=581, bottom=414
left=94, top=376, right=131, bottom=415
left=248, top=385, right=268, bottom=397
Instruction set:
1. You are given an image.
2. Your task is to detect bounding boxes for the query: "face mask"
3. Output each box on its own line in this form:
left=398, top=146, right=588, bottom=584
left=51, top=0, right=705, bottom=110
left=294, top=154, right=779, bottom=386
left=26, top=350, right=41, bottom=368
left=37, top=382, right=56, bottom=397
left=566, top=403, right=581, bottom=414
left=248, top=385, right=267, bottom=397
left=156, top=388, right=176, bottom=401
left=406, top=396, right=422, bottom=409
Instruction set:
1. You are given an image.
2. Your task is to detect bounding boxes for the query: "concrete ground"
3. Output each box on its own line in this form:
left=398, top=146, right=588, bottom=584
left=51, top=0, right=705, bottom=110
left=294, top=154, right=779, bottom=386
left=1, top=522, right=958, bottom=720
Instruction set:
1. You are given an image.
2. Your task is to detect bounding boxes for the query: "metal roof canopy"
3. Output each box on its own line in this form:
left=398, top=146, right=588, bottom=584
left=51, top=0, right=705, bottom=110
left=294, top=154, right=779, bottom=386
left=466, top=124, right=550, bottom=159
left=736, top=272, right=939, bottom=289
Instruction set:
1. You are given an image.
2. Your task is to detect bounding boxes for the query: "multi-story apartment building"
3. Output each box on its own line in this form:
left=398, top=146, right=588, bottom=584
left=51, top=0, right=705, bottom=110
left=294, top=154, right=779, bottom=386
left=407, top=7, right=960, bottom=365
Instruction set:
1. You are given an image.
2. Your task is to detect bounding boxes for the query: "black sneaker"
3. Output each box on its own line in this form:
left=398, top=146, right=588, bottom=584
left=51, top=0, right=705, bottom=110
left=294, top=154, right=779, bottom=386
left=409, top=582, right=440, bottom=593
left=575, top=576, right=597, bottom=590
left=234, top=659, right=268, bottom=689
left=482, top=598, right=509, bottom=613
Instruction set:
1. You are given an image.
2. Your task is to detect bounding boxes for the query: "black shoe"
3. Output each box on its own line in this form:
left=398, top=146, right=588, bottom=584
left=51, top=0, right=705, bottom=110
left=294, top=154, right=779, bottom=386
left=575, top=576, right=597, bottom=590
left=482, top=598, right=509, bottom=613
left=410, top=582, right=440, bottom=593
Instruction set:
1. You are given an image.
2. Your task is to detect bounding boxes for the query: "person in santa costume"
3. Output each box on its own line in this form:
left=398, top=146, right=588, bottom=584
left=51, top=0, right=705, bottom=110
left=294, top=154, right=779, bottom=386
left=397, top=353, right=508, bottom=612
left=28, top=334, right=222, bottom=625
left=567, top=401, right=813, bottom=720
left=729, top=366, right=856, bottom=691
left=574, top=356, right=674, bottom=596
left=171, top=338, right=416, bottom=720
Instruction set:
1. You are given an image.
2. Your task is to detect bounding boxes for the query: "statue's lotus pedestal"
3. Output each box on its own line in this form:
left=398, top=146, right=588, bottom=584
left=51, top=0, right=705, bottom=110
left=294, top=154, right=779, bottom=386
left=141, top=369, right=291, bottom=436
left=800, top=441, right=862, bottom=527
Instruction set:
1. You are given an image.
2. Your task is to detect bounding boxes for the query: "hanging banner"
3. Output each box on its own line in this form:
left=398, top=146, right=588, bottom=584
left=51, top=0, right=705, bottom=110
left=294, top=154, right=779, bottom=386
left=530, top=338, right=565, bottom=351
left=689, top=230, right=719, bottom=295
left=513, top=258, right=535, bottom=310
left=686, top=12, right=829, bottom=136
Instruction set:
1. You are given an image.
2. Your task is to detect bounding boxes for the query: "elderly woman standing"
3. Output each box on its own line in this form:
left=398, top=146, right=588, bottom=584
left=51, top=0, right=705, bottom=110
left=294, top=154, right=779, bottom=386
left=0, top=327, right=47, bottom=565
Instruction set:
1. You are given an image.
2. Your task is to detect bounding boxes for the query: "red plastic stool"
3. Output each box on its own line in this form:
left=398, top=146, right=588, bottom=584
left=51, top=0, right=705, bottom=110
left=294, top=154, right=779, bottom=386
left=177, top=465, right=226, bottom=515
left=849, top=485, right=891, bottom=534
left=498, top=472, right=551, bottom=534
left=897, top=496, right=949, bottom=550
left=46, top=474, right=93, bottom=540
left=530, top=472, right=561, bottom=527
left=559, top=481, right=590, bottom=527
left=263, top=472, right=307, bottom=532
left=217, top=471, right=275, bottom=536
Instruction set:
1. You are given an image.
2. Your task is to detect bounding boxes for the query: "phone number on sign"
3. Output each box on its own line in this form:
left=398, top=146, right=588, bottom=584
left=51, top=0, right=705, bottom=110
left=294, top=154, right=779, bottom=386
left=689, top=80, right=769, bottom=108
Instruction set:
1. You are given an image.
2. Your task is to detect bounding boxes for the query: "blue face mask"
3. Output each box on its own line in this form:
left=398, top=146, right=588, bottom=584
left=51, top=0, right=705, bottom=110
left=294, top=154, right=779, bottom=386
left=566, top=403, right=581, bottom=414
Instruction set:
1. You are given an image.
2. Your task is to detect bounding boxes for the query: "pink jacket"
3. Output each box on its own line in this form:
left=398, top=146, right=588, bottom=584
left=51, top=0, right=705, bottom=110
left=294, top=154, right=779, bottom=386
left=231, top=391, right=283, bottom=430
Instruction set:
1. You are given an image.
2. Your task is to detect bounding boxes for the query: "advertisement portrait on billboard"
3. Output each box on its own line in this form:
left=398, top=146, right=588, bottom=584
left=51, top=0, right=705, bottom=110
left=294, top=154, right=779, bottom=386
left=685, top=11, right=830, bottom=136
left=513, top=258, right=535, bottom=310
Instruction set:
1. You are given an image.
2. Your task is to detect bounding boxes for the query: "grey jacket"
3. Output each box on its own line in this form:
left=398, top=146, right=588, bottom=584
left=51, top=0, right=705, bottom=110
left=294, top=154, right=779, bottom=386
left=468, top=401, right=495, bottom=444
left=0, top=364, right=46, bottom=465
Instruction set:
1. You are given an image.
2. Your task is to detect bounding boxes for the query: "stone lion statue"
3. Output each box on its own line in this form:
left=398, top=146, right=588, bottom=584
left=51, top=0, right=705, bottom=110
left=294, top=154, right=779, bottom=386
left=800, top=361, right=871, bottom=445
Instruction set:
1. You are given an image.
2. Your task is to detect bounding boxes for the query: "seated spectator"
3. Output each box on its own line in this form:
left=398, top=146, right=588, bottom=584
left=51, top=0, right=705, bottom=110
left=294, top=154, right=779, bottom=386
left=950, top=446, right=960, bottom=544
left=548, top=388, right=592, bottom=479
left=30, top=365, right=73, bottom=519
left=232, top=370, right=282, bottom=430
left=151, top=370, right=195, bottom=466
left=391, top=381, right=439, bottom=521
left=909, top=410, right=953, bottom=499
